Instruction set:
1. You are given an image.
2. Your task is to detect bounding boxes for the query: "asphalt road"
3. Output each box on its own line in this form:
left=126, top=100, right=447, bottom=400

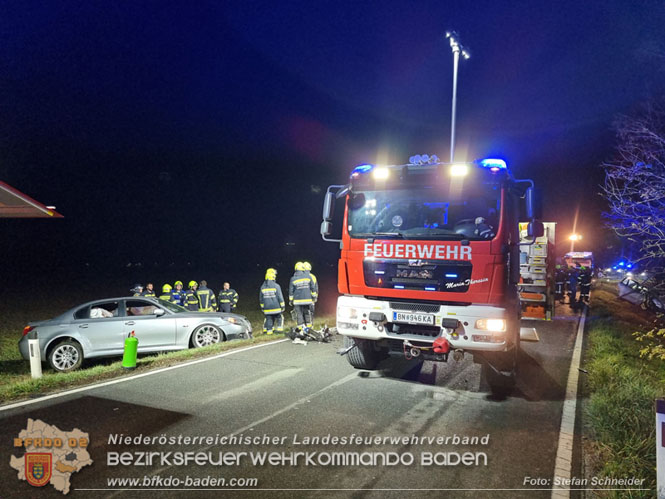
left=0, top=306, right=582, bottom=498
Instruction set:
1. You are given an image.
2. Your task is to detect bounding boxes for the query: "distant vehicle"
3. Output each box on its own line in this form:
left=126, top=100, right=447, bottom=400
left=564, top=251, right=594, bottom=270
left=618, top=276, right=664, bottom=313
left=18, top=297, right=253, bottom=372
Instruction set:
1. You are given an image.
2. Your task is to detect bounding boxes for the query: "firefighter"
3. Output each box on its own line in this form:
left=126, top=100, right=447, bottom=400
left=302, top=261, right=318, bottom=321
left=197, top=280, right=217, bottom=312
left=568, top=265, right=579, bottom=308
left=141, top=282, right=156, bottom=298
left=578, top=266, right=592, bottom=304
left=259, top=268, right=285, bottom=334
left=172, top=280, right=185, bottom=306
left=159, top=283, right=173, bottom=302
left=130, top=284, right=143, bottom=296
left=554, top=265, right=567, bottom=304
left=184, top=281, right=200, bottom=311
left=289, top=262, right=316, bottom=330
left=218, top=282, right=239, bottom=313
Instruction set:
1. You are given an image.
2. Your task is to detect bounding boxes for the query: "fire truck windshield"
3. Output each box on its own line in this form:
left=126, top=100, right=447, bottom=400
left=348, top=186, right=501, bottom=241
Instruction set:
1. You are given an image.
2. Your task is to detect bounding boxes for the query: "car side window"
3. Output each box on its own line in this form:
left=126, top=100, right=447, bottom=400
left=126, top=300, right=158, bottom=316
left=74, top=302, right=119, bottom=320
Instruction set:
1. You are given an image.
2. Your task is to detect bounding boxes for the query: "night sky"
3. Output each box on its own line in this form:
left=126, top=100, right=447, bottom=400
left=2, top=1, right=665, bottom=287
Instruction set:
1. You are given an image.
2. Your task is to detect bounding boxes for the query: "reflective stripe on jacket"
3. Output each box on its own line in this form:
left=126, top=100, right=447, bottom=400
left=184, top=290, right=199, bottom=311
left=259, top=280, right=285, bottom=315
left=197, top=286, right=217, bottom=312
left=289, top=271, right=315, bottom=305
left=219, top=289, right=239, bottom=308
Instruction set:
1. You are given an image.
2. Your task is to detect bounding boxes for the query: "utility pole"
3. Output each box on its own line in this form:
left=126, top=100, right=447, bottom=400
left=445, top=31, right=470, bottom=163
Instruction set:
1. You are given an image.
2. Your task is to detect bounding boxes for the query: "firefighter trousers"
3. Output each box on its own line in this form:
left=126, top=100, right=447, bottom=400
left=263, top=313, right=284, bottom=334
left=294, top=305, right=313, bottom=328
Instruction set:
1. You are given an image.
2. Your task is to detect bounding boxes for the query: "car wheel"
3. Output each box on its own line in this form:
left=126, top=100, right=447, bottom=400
left=191, top=324, right=223, bottom=348
left=48, top=340, right=83, bottom=372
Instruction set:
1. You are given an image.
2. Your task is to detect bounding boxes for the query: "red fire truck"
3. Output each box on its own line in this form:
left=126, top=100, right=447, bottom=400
left=321, top=155, right=542, bottom=391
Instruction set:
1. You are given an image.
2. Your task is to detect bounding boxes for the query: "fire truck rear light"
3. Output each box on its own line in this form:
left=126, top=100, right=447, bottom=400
left=22, top=326, right=34, bottom=336
left=450, top=164, right=469, bottom=176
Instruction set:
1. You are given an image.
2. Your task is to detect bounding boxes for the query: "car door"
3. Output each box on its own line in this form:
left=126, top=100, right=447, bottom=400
left=72, top=301, right=125, bottom=356
left=123, top=299, right=177, bottom=350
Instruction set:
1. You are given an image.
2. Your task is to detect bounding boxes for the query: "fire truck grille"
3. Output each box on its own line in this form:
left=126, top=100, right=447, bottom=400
left=364, top=260, right=473, bottom=292
left=389, top=302, right=440, bottom=313
left=386, top=323, right=441, bottom=338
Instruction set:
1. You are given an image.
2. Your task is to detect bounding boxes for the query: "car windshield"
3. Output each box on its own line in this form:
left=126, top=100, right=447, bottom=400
left=157, top=299, right=188, bottom=313
left=347, top=185, right=501, bottom=240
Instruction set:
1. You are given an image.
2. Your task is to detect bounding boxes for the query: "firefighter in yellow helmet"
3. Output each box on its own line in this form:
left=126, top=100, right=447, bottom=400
left=172, top=280, right=185, bottom=306
left=289, top=261, right=316, bottom=330
left=302, top=261, right=318, bottom=321
left=259, top=268, right=285, bottom=334
left=184, top=280, right=199, bottom=311
left=159, top=284, right=173, bottom=302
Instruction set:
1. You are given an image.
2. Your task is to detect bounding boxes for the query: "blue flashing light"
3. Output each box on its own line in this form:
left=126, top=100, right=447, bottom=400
left=425, top=287, right=436, bottom=291
left=627, top=263, right=633, bottom=269
left=374, top=270, right=385, bottom=275
left=445, top=273, right=458, bottom=278
left=394, top=285, right=405, bottom=289
left=351, top=164, right=374, bottom=176
left=479, top=158, right=507, bottom=170
left=618, top=261, right=625, bottom=267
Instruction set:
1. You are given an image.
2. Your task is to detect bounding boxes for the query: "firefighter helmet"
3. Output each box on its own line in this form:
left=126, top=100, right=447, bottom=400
left=303, top=262, right=312, bottom=271
left=162, top=283, right=172, bottom=293
left=131, top=283, right=143, bottom=293
left=174, top=280, right=183, bottom=287
left=265, top=268, right=277, bottom=280
left=188, top=280, right=197, bottom=288
left=295, top=262, right=305, bottom=271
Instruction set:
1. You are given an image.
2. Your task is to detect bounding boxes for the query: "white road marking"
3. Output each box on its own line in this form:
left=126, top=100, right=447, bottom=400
left=551, top=306, right=587, bottom=499
left=0, top=340, right=289, bottom=413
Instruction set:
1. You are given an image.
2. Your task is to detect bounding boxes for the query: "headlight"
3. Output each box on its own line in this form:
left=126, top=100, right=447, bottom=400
left=475, top=318, right=506, bottom=332
left=338, top=306, right=358, bottom=320
left=225, top=317, right=238, bottom=324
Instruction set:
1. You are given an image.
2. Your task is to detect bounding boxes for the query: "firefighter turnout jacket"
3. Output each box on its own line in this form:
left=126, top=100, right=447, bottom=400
left=289, top=270, right=316, bottom=305
left=197, top=285, right=217, bottom=312
left=184, top=289, right=199, bottom=311
left=259, top=280, right=285, bottom=314
left=219, top=289, right=239, bottom=309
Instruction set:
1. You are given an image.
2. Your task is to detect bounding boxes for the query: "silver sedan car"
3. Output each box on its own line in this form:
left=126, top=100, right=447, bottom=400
left=18, top=297, right=253, bottom=372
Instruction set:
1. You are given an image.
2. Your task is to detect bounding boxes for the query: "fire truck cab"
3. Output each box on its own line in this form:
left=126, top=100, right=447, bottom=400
left=321, top=155, right=542, bottom=391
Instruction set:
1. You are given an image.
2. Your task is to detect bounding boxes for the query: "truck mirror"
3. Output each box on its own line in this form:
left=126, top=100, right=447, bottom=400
left=322, top=192, right=335, bottom=221
left=320, top=221, right=332, bottom=237
left=528, top=221, right=544, bottom=238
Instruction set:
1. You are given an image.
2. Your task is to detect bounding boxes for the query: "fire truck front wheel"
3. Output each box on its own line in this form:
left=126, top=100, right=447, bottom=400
left=344, top=336, right=386, bottom=370
left=479, top=347, right=518, bottom=395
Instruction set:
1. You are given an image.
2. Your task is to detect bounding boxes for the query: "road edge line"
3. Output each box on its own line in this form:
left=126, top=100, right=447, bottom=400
left=0, top=339, right=289, bottom=412
left=551, top=306, right=587, bottom=499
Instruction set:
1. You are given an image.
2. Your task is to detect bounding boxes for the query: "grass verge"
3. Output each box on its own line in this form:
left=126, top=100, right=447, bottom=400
left=584, top=286, right=665, bottom=498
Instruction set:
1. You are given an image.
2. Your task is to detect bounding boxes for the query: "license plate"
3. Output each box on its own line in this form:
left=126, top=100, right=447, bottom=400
left=393, top=312, right=434, bottom=325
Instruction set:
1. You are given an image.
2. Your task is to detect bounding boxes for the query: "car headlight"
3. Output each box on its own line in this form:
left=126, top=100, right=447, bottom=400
left=475, top=319, right=506, bottom=332
left=338, top=306, right=358, bottom=320
left=225, top=317, right=238, bottom=324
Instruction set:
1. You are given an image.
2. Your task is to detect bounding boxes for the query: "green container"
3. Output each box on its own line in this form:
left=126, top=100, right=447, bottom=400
left=122, top=332, right=138, bottom=369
